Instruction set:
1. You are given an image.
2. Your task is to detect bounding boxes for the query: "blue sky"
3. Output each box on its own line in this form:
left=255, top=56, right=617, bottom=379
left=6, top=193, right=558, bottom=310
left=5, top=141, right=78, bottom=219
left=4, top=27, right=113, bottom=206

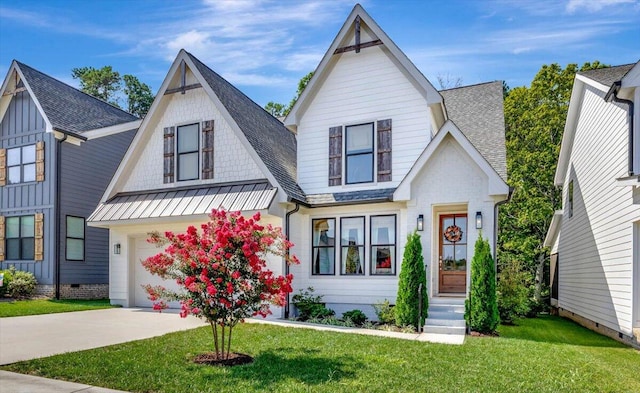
left=1, top=0, right=638, bottom=108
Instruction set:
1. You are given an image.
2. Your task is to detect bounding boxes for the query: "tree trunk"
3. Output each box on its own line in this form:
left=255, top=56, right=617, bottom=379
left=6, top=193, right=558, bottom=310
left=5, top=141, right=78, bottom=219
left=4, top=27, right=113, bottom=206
left=534, top=253, right=545, bottom=303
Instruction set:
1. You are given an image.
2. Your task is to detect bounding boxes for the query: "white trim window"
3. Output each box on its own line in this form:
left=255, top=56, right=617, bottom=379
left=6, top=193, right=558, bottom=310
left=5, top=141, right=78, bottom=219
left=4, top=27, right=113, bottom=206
left=7, top=145, right=36, bottom=184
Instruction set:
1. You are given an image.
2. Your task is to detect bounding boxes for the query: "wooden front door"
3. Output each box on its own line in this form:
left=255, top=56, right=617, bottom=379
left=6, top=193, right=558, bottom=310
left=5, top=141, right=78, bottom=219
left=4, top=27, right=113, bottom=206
left=439, top=214, right=467, bottom=293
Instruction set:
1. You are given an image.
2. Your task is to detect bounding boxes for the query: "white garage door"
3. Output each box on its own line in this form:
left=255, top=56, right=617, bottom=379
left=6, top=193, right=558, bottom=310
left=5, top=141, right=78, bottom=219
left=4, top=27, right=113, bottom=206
left=134, top=237, right=182, bottom=308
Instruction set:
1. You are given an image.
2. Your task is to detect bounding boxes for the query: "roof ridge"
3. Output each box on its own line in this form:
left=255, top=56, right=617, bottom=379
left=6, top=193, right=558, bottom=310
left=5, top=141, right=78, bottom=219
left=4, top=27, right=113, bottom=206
left=439, top=80, right=502, bottom=92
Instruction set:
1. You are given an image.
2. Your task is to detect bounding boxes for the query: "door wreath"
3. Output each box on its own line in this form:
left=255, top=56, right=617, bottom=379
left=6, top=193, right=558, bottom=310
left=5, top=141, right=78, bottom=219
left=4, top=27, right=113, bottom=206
left=444, top=225, right=463, bottom=243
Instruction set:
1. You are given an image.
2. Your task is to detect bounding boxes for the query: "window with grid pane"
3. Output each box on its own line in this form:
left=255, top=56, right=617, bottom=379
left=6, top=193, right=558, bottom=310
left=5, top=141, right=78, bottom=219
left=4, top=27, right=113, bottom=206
left=345, top=123, right=373, bottom=184
left=177, top=123, right=199, bottom=181
left=7, top=145, right=36, bottom=184
left=5, top=216, right=35, bottom=260
left=66, top=216, right=85, bottom=261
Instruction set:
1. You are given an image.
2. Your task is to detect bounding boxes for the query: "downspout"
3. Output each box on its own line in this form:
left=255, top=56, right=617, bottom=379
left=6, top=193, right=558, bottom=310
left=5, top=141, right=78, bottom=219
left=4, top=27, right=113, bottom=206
left=55, top=134, right=67, bottom=299
left=284, top=202, right=300, bottom=319
left=493, top=186, right=514, bottom=270
left=605, top=81, right=635, bottom=176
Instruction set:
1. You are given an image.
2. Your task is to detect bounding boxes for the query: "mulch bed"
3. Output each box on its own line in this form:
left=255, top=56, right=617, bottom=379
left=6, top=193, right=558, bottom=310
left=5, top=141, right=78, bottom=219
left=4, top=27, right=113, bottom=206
left=193, top=352, right=254, bottom=367
left=469, top=331, right=500, bottom=337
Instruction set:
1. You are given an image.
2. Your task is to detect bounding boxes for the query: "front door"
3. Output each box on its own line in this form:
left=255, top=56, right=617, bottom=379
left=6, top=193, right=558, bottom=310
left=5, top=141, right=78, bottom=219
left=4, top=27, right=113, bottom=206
left=439, top=214, right=467, bottom=294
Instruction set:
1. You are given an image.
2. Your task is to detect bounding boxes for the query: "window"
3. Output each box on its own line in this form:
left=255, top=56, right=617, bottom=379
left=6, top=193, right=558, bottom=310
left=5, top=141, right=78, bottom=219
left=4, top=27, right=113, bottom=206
left=340, top=217, right=365, bottom=275
left=66, top=216, right=85, bottom=261
left=7, top=145, right=36, bottom=184
left=371, top=215, right=396, bottom=275
left=345, top=123, right=374, bottom=184
left=177, top=123, right=199, bottom=181
left=5, top=216, right=35, bottom=260
left=568, top=180, right=574, bottom=218
left=312, top=219, right=335, bottom=275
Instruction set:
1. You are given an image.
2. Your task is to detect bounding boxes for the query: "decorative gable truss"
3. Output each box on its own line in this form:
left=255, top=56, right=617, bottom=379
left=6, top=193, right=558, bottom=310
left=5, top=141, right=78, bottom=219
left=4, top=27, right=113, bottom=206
left=0, top=141, right=45, bottom=186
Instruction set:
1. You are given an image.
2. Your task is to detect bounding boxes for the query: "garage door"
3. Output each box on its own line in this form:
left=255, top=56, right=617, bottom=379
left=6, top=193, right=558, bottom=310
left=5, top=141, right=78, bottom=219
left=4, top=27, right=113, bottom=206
left=134, top=237, right=182, bottom=308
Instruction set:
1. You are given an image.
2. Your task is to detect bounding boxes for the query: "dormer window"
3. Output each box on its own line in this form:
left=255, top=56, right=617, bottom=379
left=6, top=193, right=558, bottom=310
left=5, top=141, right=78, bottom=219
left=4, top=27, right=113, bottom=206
left=346, top=123, right=374, bottom=184
left=177, top=123, right=199, bottom=181
left=163, top=120, right=214, bottom=184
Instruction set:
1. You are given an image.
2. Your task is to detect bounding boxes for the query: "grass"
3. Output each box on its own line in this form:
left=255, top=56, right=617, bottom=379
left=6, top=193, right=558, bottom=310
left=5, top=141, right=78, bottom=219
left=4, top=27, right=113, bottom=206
left=0, top=299, right=114, bottom=317
left=2, top=315, right=639, bottom=393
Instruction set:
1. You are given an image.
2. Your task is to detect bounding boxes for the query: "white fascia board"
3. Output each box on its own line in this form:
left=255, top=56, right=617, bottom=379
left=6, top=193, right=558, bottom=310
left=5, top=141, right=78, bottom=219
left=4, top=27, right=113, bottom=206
left=394, top=120, right=508, bottom=201
left=82, top=120, right=142, bottom=140
left=554, top=78, right=586, bottom=186
left=543, top=210, right=563, bottom=248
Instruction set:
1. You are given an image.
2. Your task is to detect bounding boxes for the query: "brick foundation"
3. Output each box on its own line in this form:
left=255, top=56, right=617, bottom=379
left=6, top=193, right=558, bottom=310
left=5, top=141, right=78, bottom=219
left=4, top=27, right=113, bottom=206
left=35, top=284, right=109, bottom=300
left=557, top=307, right=640, bottom=349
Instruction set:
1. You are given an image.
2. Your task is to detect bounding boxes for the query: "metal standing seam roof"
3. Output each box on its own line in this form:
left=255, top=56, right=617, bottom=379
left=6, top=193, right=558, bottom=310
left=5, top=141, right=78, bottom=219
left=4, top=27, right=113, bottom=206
left=88, top=182, right=277, bottom=223
left=305, top=188, right=396, bottom=206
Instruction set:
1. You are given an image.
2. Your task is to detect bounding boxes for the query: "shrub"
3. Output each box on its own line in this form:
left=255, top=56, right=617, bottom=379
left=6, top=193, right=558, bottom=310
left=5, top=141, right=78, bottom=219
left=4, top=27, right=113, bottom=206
left=466, top=235, right=499, bottom=333
left=395, top=231, right=428, bottom=329
left=291, top=287, right=334, bottom=320
left=342, top=309, right=367, bottom=325
left=0, top=268, right=14, bottom=297
left=373, top=299, right=395, bottom=324
left=497, top=259, right=531, bottom=324
left=7, top=269, right=37, bottom=298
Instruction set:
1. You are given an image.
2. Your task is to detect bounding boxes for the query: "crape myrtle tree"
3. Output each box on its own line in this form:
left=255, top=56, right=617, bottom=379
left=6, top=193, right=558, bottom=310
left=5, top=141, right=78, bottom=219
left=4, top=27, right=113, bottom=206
left=395, top=231, right=428, bottom=329
left=142, top=209, right=299, bottom=360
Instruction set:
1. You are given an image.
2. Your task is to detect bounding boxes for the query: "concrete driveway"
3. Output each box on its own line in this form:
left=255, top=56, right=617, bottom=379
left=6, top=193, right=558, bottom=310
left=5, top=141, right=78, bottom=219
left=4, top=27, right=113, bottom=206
left=0, top=308, right=205, bottom=365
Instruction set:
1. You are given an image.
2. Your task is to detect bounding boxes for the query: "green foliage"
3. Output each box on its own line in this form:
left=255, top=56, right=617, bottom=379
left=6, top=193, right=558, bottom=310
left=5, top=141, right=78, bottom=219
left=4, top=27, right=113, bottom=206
left=291, top=287, right=335, bottom=320
left=0, top=268, right=14, bottom=297
left=342, top=309, right=367, bottom=325
left=6, top=268, right=37, bottom=298
left=373, top=299, right=395, bottom=324
left=122, top=74, right=154, bottom=117
left=0, top=299, right=113, bottom=318
left=467, top=236, right=499, bottom=333
left=264, top=101, right=287, bottom=117
left=497, top=259, right=531, bottom=324
left=499, top=61, right=608, bottom=315
left=395, top=232, right=427, bottom=328
left=263, top=71, right=314, bottom=117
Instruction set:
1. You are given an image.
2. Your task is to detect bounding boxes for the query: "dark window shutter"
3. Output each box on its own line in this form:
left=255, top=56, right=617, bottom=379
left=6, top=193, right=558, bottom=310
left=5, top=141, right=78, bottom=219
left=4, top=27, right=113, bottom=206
left=201, top=120, right=214, bottom=179
left=163, top=127, right=175, bottom=183
left=36, top=141, right=45, bottom=182
left=377, top=119, right=392, bottom=182
left=0, top=148, right=5, bottom=186
left=328, top=126, right=343, bottom=186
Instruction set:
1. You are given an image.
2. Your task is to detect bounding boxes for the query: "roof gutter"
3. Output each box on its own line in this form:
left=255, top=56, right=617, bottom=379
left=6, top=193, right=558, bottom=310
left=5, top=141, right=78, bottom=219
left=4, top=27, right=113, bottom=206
left=605, top=81, right=634, bottom=176
left=284, top=202, right=300, bottom=319
left=493, top=186, right=514, bottom=266
left=52, top=127, right=88, bottom=142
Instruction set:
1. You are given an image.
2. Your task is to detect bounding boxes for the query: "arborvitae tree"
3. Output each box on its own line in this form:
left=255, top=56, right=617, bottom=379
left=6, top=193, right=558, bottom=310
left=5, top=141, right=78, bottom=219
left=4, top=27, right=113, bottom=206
left=395, top=231, right=427, bottom=329
left=467, top=235, right=499, bottom=333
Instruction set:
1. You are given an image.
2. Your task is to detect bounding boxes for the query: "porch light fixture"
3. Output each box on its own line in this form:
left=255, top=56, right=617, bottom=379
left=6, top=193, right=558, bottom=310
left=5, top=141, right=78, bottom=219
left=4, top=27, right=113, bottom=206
left=417, top=214, right=424, bottom=231
left=475, top=211, right=483, bottom=229
left=113, top=243, right=121, bottom=255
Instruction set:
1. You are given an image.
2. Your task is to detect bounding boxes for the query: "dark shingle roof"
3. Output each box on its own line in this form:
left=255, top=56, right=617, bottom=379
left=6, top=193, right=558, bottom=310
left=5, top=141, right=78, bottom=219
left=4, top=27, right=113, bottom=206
left=579, top=63, right=636, bottom=87
left=16, top=61, right=138, bottom=134
left=440, top=81, right=507, bottom=181
left=186, top=52, right=305, bottom=202
left=306, top=188, right=395, bottom=206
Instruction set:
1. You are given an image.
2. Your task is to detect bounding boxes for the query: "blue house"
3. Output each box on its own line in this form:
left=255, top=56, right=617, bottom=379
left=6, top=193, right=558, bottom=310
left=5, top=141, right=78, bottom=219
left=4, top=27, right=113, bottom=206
left=0, top=61, right=140, bottom=298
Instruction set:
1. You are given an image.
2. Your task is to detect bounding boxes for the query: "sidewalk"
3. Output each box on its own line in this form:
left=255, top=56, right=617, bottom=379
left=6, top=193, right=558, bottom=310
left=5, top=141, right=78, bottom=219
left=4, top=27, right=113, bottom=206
left=0, top=370, right=129, bottom=393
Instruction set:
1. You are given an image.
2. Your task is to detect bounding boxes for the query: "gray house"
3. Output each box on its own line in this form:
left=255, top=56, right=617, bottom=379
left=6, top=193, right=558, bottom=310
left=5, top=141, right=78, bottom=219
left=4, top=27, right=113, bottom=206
left=0, top=61, right=140, bottom=298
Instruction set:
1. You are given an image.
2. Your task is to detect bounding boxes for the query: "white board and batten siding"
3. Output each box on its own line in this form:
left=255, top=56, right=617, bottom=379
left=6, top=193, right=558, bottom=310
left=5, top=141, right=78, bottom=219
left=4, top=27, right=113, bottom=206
left=296, top=43, right=433, bottom=195
left=558, top=85, right=640, bottom=335
left=121, top=88, right=264, bottom=193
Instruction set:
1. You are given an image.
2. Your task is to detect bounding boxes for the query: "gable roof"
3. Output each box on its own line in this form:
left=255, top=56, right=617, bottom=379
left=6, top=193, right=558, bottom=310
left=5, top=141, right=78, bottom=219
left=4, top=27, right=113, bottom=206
left=185, top=52, right=305, bottom=203
left=284, top=3, right=444, bottom=129
left=440, top=81, right=507, bottom=181
left=578, top=64, right=635, bottom=87
left=10, top=61, right=138, bottom=135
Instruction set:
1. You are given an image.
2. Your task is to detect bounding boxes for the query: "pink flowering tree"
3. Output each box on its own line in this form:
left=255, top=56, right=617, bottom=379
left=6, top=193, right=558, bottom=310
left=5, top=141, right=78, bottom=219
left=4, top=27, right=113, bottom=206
left=142, top=209, right=298, bottom=360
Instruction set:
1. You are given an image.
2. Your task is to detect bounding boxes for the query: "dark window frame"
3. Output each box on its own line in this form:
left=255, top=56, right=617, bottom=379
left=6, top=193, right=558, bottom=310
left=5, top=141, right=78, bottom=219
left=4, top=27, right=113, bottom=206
left=65, top=215, right=85, bottom=261
left=5, top=215, right=35, bottom=261
left=568, top=180, right=574, bottom=218
left=340, top=216, right=366, bottom=276
left=176, top=123, right=200, bottom=182
left=345, top=122, right=374, bottom=184
left=370, top=214, right=397, bottom=276
left=7, top=144, right=36, bottom=185
left=311, top=218, right=336, bottom=276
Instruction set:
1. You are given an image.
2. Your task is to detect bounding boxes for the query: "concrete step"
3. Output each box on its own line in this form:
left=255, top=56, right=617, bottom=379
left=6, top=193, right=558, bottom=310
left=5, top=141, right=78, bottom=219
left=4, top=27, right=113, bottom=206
left=430, top=297, right=466, bottom=305
left=425, top=318, right=466, bottom=327
left=427, top=310, right=465, bottom=320
left=422, top=324, right=466, bottom=335
left=428, top=304, right=465, bottom=314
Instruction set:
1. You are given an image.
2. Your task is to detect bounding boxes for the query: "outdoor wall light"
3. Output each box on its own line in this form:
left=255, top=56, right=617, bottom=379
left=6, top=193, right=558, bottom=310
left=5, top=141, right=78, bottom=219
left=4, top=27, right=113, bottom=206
left=114, top=243, right=121, bottom=255
left=475, top=211, right=483, bottom=229
left=417, top=214, right=424, bottom=231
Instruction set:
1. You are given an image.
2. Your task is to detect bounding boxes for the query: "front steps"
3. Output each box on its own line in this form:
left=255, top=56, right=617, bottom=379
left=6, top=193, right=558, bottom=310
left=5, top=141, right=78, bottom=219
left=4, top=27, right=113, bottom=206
left=423, top=296, right=466, bottom=335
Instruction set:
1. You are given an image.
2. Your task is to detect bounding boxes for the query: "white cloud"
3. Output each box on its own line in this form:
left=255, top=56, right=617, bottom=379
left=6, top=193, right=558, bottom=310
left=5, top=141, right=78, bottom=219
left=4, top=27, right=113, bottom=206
left=566, top=0, right=636, bottom=13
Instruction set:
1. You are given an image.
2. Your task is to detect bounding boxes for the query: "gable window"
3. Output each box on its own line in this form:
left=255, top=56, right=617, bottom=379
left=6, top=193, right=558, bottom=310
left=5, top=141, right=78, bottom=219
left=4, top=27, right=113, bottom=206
left=340, top=217, right=365, bottom=275
left=66, top=216, right=85, bottom=261
left=568, top=180, right=574, bottom=218
left=345, top=123, right=374, bottom=184
left=5, top=216, right=35, bottom=260
left=370, top=215, right=396, bottom=275
left=177, top=123, right=200, bottom=181
left=312, top=218, right=335, bottom=275
left=7, top=145, right=36, bottom=184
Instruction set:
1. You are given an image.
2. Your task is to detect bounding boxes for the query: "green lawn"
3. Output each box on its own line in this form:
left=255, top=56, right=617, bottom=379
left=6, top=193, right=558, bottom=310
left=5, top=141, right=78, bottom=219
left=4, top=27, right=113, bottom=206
left=0, top=299, right=114, bottom=317
left=2, top=315, right=639, bottom=393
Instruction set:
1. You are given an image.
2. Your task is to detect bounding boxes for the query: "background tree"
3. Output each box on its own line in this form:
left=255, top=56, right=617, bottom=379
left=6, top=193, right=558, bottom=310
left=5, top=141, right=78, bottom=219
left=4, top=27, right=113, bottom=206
left=498, top=61, right=606, bottom=317
left=466, top=235, right=499, bottom=333
left=395, top=231, right=427, bottom=329
left=436, top=73, right=463, bottom=90
left=264, top=71, right=314, bottom=117
left=123, top=74, right=154, bottom=118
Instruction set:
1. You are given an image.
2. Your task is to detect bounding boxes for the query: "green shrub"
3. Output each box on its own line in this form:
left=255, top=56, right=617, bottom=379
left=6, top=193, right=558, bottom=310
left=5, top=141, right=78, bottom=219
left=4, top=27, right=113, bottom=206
left=466, top=235, right=499, bottom=333
left=0, top=268, right=14, bottom=297
left=7, top=269, right=37, bottom=298
left=497, top=259, right=531, bottom=324
left=291, top=287, right=335, bottom=320
left=342, top=309, right=367, bottom=325
left=395, top=231, right=427, bottom=329
left=373, top=300, right=395, bottom=324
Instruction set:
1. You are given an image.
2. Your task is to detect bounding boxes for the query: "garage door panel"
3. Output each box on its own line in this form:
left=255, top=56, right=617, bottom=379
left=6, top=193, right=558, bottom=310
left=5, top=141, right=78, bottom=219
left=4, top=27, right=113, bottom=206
left=134, top=237, right=182, bottom=308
